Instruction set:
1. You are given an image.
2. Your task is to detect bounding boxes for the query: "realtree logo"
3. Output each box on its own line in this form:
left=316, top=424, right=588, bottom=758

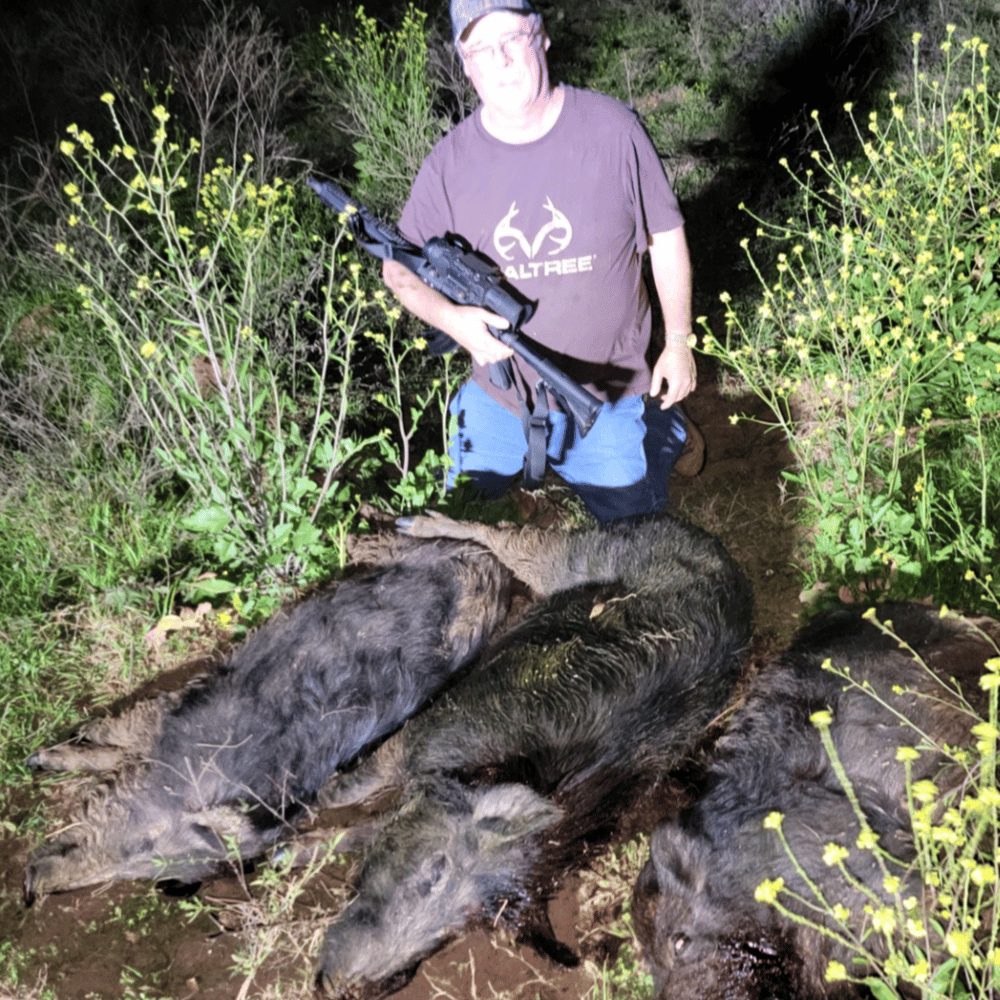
left=492, top=198, right=594, bottom=281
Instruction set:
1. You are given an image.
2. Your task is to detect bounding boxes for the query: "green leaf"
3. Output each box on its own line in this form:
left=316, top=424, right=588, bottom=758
left=190, top=576, right=237, bottom=596
left=182, top=506, right=231, bottom=533
left=862, top=978, right=897, bottom=1000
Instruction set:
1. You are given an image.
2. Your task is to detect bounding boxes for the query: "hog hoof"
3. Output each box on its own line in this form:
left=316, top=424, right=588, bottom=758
left=395, top=512, right=463, bottom=539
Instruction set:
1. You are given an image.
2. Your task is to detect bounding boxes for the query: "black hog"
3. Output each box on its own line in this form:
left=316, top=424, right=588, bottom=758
left=314, top=512, right=753, bottom=999
left=633, top=602, right=999, bottom=1000
left=24, top=536, right=514, bottom=899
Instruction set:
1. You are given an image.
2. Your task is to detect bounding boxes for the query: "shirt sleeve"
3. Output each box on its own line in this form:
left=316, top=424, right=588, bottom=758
left=397, top=145, right=454, bottom=246
left=626, top=116, right=684, bottom=256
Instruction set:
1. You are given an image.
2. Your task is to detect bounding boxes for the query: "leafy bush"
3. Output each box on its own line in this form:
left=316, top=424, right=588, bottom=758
left=587, top=0, right=693, bottom=107
left=319, top=5, right=446, bottom=214
left=703, top=27, right=1000, bottom=606
left=52, top=93, right=456, bottom=594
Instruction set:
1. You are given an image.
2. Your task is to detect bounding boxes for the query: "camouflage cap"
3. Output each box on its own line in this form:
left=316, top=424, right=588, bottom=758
left=450, top=0, right=538, bottom=42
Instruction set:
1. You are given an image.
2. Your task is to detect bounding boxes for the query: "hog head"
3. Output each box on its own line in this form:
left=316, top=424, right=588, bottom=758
left=316, top=778, right=562, bottom=999
left=24, top=778, right=276, bottom=902
left=634, top=825, right=803, bottom=1000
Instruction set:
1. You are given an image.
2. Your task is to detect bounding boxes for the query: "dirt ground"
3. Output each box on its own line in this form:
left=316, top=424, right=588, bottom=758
left=0, top=355, right=808, bottom=1000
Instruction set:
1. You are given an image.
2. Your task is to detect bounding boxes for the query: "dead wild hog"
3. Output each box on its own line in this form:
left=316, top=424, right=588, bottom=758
left=315, top=512, right=753, bottom=999
left=633, top=602, right=1000, bottom=1000
left=24, top=537, right=513, bottom=899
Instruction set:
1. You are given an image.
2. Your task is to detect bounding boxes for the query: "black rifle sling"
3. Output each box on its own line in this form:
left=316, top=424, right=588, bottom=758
left=492, top=357, right=553, bottom=488
left=521, top=382, right=550, bottom=488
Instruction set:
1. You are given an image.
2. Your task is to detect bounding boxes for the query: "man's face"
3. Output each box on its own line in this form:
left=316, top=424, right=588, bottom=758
left=460, top=11, right=550, bottom=119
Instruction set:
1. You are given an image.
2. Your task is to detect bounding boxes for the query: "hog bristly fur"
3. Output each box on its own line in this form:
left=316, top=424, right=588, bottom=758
left=316, top=514, right=753, bottom=998
left=25, top=537, right=513, bottom=899
left=635, top=602, right=999, bottom=1000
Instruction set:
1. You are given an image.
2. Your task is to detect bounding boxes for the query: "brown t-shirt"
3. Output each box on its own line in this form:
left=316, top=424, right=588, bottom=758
left=398, top=85, right=684, bottom=414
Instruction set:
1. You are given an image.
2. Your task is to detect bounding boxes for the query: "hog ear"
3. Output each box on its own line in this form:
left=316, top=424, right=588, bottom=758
left=471, top=784, right=563, bottom=845
left=650, top=823, right=710, bottom=896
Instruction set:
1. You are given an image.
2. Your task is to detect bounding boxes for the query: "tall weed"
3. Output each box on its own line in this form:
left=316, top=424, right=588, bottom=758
left=756, top=607, right=999, bottom=999
left=53, top=96, right=388, bottom=592
left=319, top=5, right=446, bottom=214
left=704, top=27, right=1000, bottom=605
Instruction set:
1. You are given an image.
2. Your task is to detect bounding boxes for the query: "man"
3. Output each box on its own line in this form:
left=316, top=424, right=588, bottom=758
left=383, top=0, right=698, bottom=523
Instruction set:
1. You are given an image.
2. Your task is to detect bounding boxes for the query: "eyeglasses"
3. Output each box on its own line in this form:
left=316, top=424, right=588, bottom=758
left=462, top=27, right=540, bottom=65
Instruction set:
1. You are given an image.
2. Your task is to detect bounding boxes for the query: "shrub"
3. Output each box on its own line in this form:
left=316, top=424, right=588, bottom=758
left=318, top=5, right=446, bottom=215
left=52, top=95, right=404, bottom=592
left=703, top=27, right=1000, bottom=606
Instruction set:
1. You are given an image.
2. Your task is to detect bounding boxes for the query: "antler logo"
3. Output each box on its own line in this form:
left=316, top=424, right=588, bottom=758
left=493, top=198, right=573, bottom=261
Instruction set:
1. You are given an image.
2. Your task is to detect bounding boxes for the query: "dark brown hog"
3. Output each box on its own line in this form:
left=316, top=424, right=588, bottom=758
left=633, top=602, right=1000, bottom=1000
left=24, top=536, right=513, bottom=899
left=314, top=513, right=753, bottom=998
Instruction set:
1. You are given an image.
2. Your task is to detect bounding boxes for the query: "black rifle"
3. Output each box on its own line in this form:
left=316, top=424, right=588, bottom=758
left=306, top=177, right=602, bottom=440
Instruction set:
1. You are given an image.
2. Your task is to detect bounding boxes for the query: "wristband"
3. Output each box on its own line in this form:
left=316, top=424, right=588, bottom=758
left=666, top=331, right=696, bottom=348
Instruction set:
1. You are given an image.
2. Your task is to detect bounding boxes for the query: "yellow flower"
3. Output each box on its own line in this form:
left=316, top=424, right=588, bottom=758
left=60, top=140, right=76, bottom=156
left=54, top=242, right=67, bottom=255
left=763, top=812, right=784, bottom=830
left=63, top=182, right=79, bottom=197
left=140, top=340, right=157, bottom=359
left=823, top=843, right=849, bottom=866
left=831, top=904, right=850, bottom=922
left=856, top=827, right=878, bottom=851
left=971, top=864, right=996, bottom=886
left=895, top=746, right=920, bottom=762
left=946, top=930, right=973, bottom=958
left=754, top=877, right=785, bottom=905
left=100, top=92, right=115, bottom=104
left=810, top=709, right=833, bottom=728
left=972, top=721, right=999, bottom=744
left=870, top=906, right=896, bottom=934
left=123, top=144, right=136, bottom=160
left=825, top=961, right=847, bottom=982
left=152, top=104, right=170, bottom=122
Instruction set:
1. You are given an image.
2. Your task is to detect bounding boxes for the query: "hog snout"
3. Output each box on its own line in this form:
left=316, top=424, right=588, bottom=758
left=315, top=965, right=417, bottom=1000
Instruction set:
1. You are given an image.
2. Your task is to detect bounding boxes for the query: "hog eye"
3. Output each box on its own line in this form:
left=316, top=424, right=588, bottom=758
left=673, top=934, right=690, bottom=955
left=417, top=854, right=448, bottom=897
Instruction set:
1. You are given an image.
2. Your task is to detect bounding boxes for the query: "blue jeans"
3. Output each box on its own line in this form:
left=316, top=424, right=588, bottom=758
left=446, top=381, right=687, bottom=523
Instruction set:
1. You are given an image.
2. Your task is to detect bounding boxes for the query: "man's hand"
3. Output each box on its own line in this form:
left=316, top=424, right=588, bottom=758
left=649, top=341, right=696, bottom=409
left=452, top=307, right=515, bottom=367
left=383, top=258, right=513, bottom=366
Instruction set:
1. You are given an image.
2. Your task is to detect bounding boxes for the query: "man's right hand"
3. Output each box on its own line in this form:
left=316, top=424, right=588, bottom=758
left=382, top=259, right=514, bottom=367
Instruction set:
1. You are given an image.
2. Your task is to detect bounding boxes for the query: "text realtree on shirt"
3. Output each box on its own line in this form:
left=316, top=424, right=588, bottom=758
left=398, top=85, right=685, bottom=415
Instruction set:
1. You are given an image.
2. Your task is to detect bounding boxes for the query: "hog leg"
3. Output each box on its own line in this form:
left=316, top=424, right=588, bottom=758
left=26, top=690, right=186, bottom=773
left=396, top=514, right=580, bottom=597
